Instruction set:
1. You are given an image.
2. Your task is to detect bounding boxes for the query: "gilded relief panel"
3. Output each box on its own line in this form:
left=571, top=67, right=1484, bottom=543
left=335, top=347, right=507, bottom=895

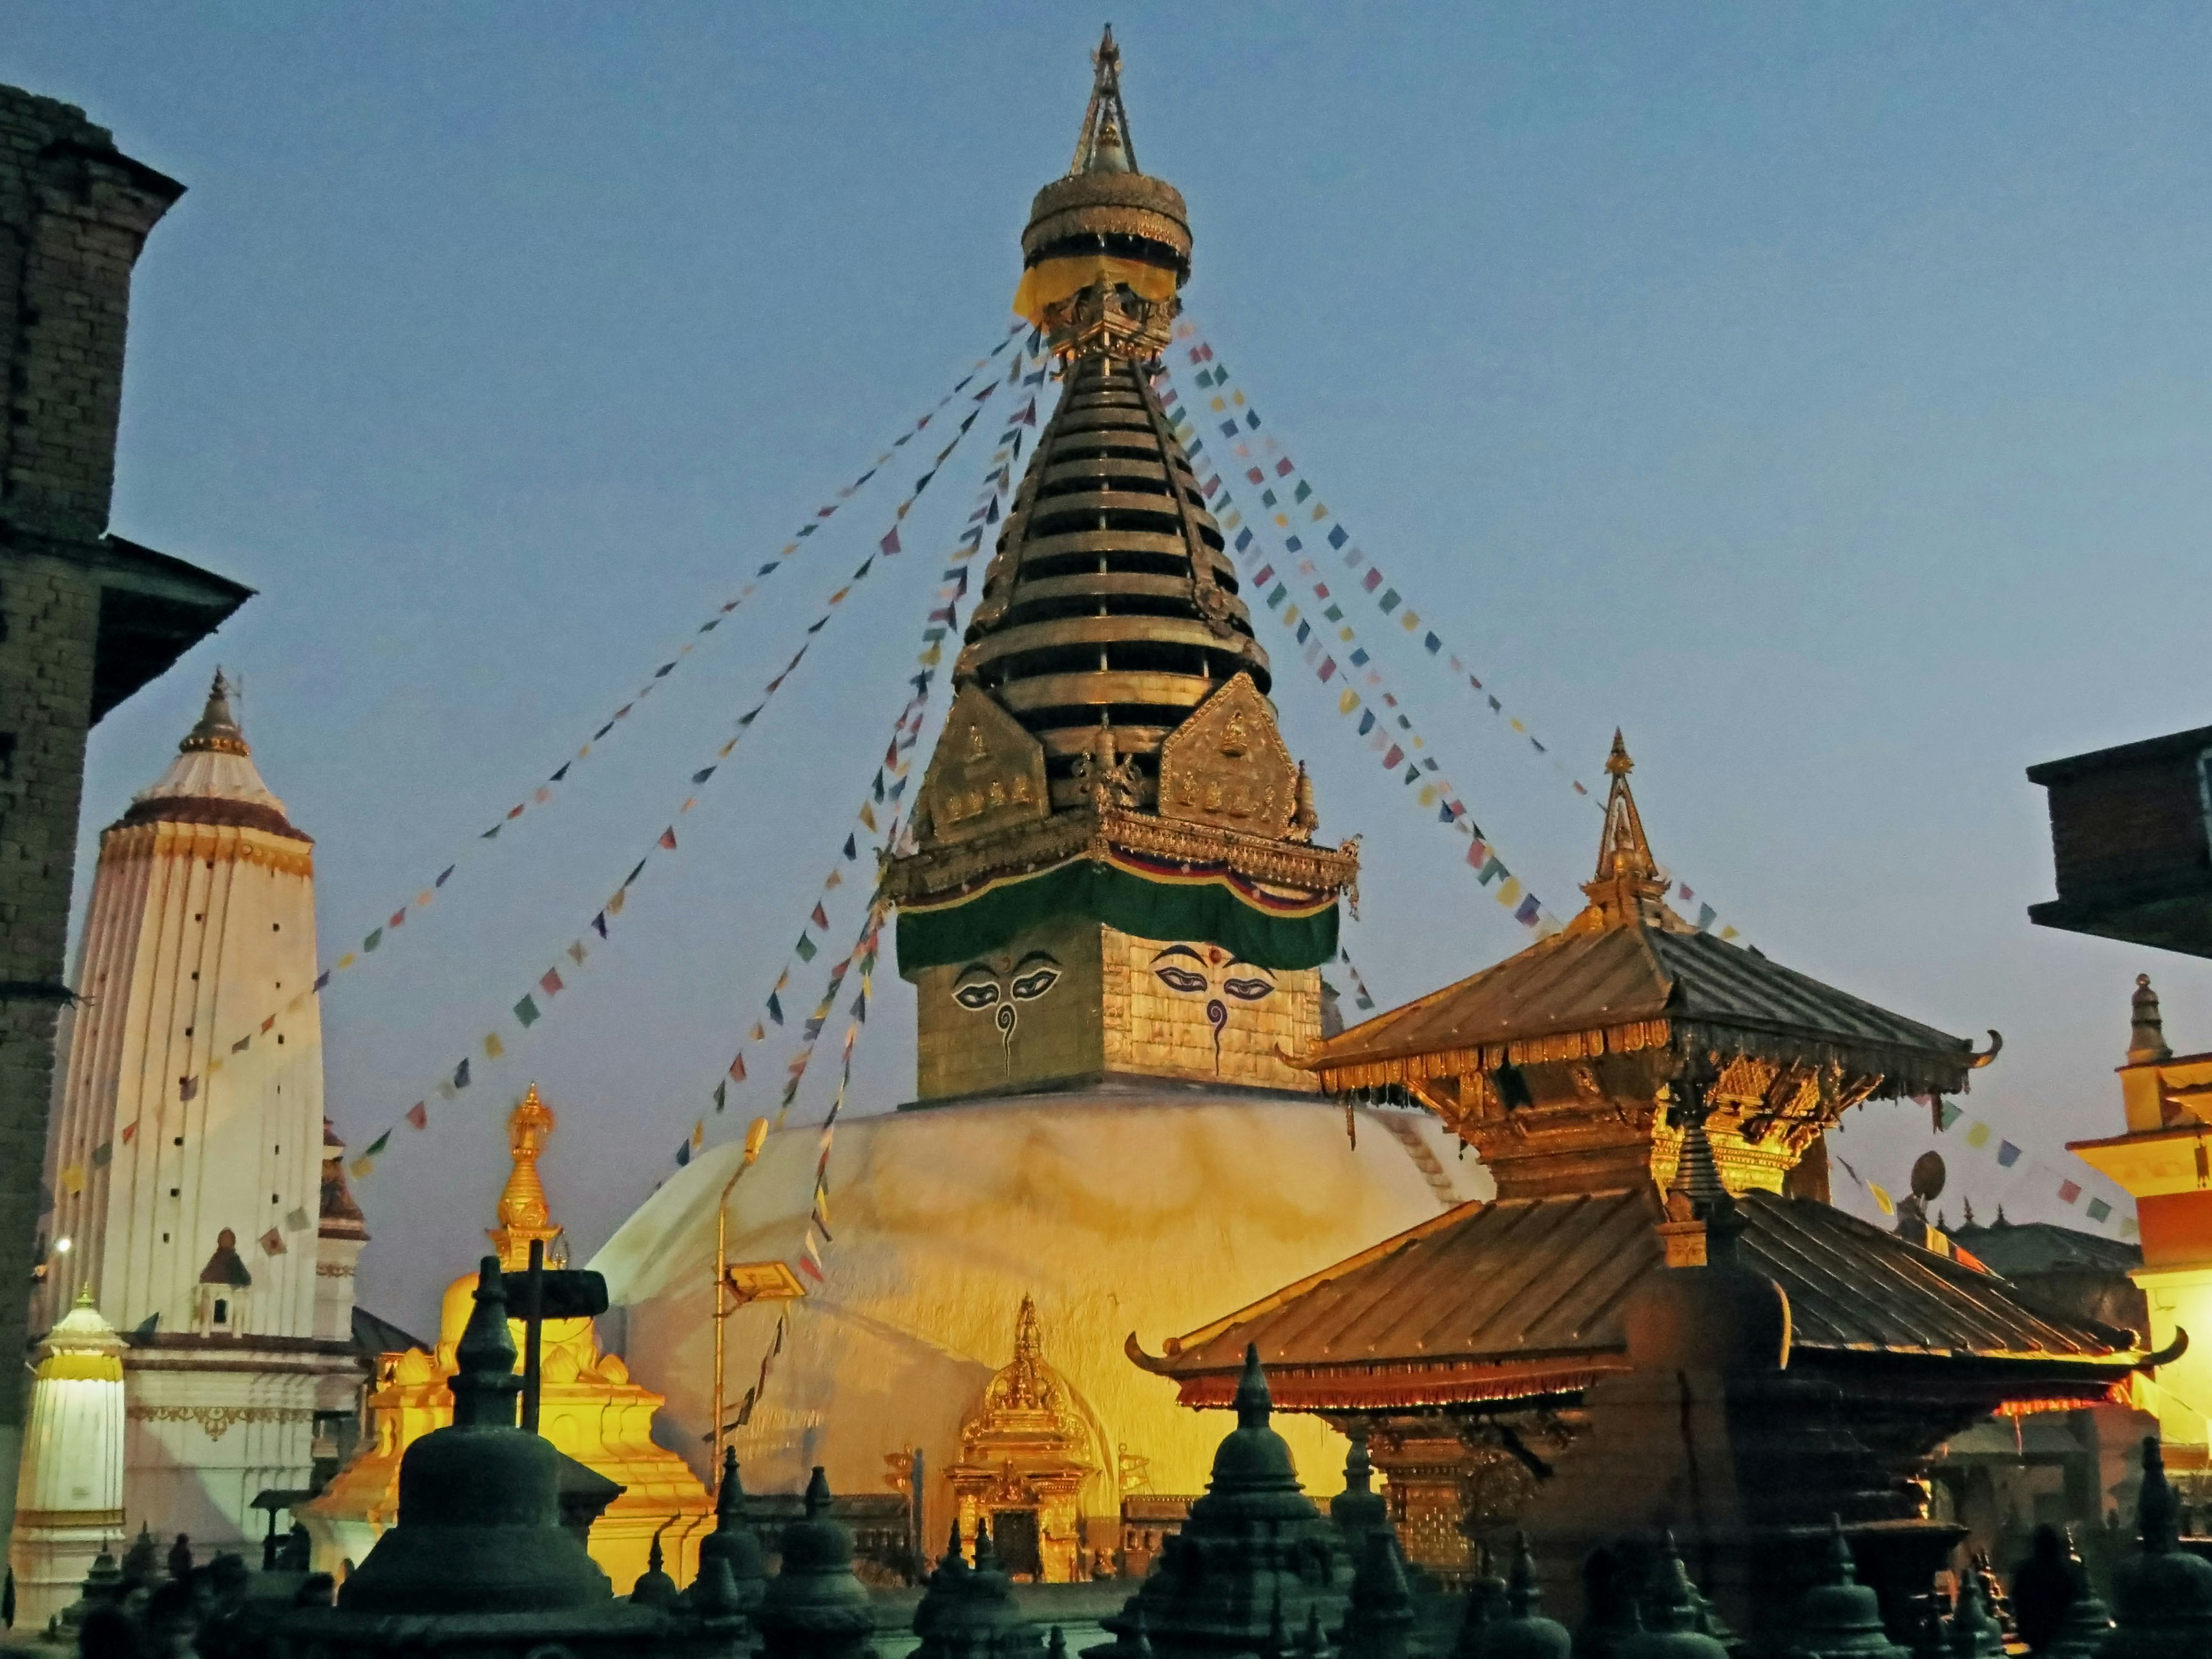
left=914, top=684, right=1051, bottom=847
left=913, top=916, right=1105, bottom=1100
left=1101, top=927, right=1320, bottom=1093
left=1155, top=674, right=1298, bottom=839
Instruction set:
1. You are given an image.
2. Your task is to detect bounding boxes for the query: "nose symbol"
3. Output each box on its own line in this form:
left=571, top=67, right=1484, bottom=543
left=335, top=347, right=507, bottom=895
left=1206, top=999, right=1228, bottom=1069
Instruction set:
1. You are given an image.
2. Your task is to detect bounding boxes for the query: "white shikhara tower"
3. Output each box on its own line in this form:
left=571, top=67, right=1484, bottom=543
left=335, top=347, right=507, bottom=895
left=41, top=672, right=360, bottom=1544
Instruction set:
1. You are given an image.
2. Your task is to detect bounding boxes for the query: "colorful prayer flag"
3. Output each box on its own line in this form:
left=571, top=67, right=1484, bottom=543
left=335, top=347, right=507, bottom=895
left=540, top=968, right=564, bottom=997
left=514, top=995, right=540, bottom=1028
left=406, top=1102, right=429, bottom=1130
left=1996, top=1141, right=2022, bottom=1168
left=658, top=827, right=677, bottom=851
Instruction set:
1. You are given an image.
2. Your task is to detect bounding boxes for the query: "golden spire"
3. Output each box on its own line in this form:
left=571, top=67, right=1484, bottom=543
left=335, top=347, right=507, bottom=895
left=1573, top=733, right=1685, bottom=932
left=488, top=1084, right=562, bottom=1270
left=1071, top=26, right=1138, bottom=175
left=1016, top=28, right=1190, bottom=360
left=179, top=668, right=250, bottom=757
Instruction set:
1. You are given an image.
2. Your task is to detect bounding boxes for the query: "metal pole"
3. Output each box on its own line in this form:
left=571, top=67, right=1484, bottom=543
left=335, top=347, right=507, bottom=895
left=713, top=1180, right=729, bottom=1471
left=522, top=1238, right=545, bottom=1434
left=710, top=1123, right=768, bottom=1471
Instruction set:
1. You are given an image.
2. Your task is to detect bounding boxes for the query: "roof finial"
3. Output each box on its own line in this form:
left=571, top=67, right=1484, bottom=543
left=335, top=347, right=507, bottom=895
left=180, top=667, right=249, bottom=757
left=1574, top=732, right=1679, bottom=931
left=490, top=1084, right=562, bottom=1270
left=1071, top=26, right=1139, bottom=175
left=1234, top=1341, right=1272, bottom=1429
left=2129, top=974, right=2173, bottom=1066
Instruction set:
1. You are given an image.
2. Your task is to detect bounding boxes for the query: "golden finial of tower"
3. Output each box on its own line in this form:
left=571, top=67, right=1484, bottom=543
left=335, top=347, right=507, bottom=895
left=1016, top=27, right=1190, bottom=358
left=1574, top=733, right=1686, bottom=932
left=179, top=667, right=251, bottom=757
left=489, top=1084, right=562, bottom=1270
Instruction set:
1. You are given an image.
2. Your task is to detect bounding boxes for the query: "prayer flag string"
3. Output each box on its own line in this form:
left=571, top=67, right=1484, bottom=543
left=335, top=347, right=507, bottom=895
left=688, top=350, right=1039, bottom=1157
left=340, top=346, right=1032, bottom=1181
left=1150, top=357, right=1560, bottom=934
left=1163, top=319, right=1746, bottom=942
left=166, top=330, right=1024, bottom=1157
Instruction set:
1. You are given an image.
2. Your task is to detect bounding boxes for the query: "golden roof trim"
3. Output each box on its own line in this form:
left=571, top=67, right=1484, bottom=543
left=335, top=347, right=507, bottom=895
left=884, top=802, right=1358, bottom=908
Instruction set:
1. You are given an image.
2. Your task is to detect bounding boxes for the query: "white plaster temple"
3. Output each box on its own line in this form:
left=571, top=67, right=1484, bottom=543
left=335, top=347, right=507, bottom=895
left=8, top=1293, right=127, bottom=1630
left=39, top=673, right=362, bottom=1546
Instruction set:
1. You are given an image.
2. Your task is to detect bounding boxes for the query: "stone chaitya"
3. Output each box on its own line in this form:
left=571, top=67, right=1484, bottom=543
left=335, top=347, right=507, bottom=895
left=272, top=1257, right=740, bottom=1659
left=1085, top=1346, right=1351, bottom=1659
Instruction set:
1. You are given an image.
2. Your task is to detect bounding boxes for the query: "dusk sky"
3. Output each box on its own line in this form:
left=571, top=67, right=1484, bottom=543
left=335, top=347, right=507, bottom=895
left=11, top=5, right=2211, bottom=1336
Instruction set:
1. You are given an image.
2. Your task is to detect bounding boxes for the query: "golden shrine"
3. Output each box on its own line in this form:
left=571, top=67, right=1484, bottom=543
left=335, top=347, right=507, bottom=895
left=302, top=1087, right=711, bottom=1586
left=945, top=1297, right=1103, bottom=1583
left=2069, top=976, right=2212, bottom=1473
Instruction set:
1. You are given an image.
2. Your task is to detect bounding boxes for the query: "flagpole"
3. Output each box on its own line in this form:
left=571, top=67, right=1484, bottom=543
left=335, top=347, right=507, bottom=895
left=712, top=1118, right=772, bottom=1472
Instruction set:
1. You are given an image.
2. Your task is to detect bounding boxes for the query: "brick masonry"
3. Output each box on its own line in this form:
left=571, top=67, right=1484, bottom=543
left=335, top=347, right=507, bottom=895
left=0, top=84, right=187, bottom=1453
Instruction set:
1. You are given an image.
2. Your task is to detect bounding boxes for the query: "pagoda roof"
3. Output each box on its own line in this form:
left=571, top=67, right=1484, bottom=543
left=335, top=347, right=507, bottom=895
left=1303, top=923, right=1972, bottom=1099
left=1131, top=1187, right=2144, bottom=1414
left=1296, top=734, right=1976, bottom=1101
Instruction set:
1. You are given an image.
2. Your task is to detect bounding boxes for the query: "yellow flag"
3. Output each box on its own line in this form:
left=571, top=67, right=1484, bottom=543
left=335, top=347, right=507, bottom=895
left=350, top=1156, right=375, bottom=1180
left=1338, top=689, right=1361, bottom=715
left=1498, top=878, right=1522, bottom=907
left=1869, top=1183, right=1896, bottom=1217
left=60, top=1164, right=85, bottom=1195
left=485, top=1032, right=505, bottom=1059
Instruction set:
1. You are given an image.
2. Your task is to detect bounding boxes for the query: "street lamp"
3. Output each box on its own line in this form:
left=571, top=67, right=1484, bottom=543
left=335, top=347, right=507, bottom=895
left=712, top=1118, right=805, bottom=1471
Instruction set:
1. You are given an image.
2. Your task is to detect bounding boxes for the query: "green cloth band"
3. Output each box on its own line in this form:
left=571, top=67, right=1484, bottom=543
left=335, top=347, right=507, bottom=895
left=896, top=861, right=1339, bottom=974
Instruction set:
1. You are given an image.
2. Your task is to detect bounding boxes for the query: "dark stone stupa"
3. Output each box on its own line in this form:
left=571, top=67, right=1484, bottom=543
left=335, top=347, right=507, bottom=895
left=1086, top=1347, right=1348, bottom=1659
left=271, top=1257, right=738, bottom=1659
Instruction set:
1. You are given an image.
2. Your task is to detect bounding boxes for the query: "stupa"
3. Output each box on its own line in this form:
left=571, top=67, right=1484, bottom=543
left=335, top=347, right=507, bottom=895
left=302, top=1085, right=710, bottom=1587
left=592, top=28, right=1482, bottom=1563
left=6, top=1290, right=127, bottom=1629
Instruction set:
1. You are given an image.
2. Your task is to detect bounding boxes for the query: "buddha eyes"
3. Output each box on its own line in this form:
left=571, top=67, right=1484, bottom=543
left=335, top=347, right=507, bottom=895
left=1010, top=966, right=1060, bottom=1001
left=1153, top=966, right=1209, bottom=995
left=1222, top=976, right=1274, bottom=1002
left=954, top=982, right=1002, bottom=1010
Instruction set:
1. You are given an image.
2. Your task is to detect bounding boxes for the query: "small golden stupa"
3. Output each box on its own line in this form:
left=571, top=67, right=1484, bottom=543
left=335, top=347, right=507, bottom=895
left=301, top=1086, right=712, bottom=1586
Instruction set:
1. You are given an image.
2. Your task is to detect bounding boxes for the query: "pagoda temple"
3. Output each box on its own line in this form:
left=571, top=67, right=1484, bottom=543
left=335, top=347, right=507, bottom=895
left=592, top=30, right=1480, bottom=1566
left=1134, top=738, right=2153, bottom=1596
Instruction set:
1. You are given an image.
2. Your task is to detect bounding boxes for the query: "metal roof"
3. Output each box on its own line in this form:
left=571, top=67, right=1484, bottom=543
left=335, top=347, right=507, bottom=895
left=1140, top=1190, right=2140, bottom=1410
left=1304, top=923, right=1972, bottom=1093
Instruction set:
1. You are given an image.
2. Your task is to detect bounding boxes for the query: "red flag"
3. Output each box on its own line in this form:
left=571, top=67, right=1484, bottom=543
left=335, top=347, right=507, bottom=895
left=880, top=527, right=902, bottom=555
left=259, top=1228, right=287, bottom=1256
left=658, top=827, right=677, bottom=851
left=797, top=1253, right=825, bottom=1285
left=2058, top=1180, right=2082, bottom=1205
left=729, top=1053, right=747, bottom=1084
left=120, top=1120, right=139, bottom=1144
left=389, top=908, right=407, bottom=929
left=406, top=1102, right=429, bottom=1130
left=811, top=902, right=830, bottom=930
left=539, top=968, right=564, bottom=997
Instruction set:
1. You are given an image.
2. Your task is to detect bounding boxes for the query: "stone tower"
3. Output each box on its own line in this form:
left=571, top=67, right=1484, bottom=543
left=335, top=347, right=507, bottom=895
left=885, top=28, right=1357, bottom=1101
left=40, top=671, right=351, bottom=1544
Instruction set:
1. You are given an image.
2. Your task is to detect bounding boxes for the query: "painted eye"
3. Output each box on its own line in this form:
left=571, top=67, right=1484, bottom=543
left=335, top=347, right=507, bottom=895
left=954, top=982, right=1002, bottom=1010
left=1154, top=967, right=1209, bottom=995
left=1222, top=976, right=1275, bottom=1002
left=1010, top=966, right=1061, bottom=1001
